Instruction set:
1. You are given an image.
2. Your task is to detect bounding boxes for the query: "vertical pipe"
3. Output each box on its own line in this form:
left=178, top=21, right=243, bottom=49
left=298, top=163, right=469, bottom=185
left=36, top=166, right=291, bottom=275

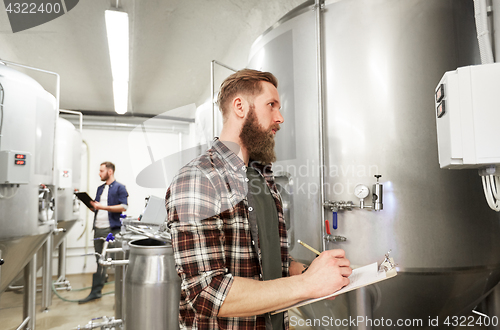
left=23, top=254, right=37, bottom=330
left=211, top=60, right=216, bottom=142
left=114, top=249, right=124, bottom=320
left=492, top=0, right=500, bottom=61
left=57, top=237, right=67, bottom=280
left=315, top=0, right=327, bottom=252
left=121, top=253, right=127, bottom=323
left=41, top=234, right=53, bottom=311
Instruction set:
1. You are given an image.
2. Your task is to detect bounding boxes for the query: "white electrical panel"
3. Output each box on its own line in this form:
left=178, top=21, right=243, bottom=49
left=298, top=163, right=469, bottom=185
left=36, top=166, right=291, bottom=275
left=0, top=150, right=31, bottom=184
left=435, top=63, right=500, bottom=169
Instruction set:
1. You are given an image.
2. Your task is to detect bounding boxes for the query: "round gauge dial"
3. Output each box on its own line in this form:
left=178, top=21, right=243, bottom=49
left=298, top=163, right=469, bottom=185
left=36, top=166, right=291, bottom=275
left=354, top=184, right=370, bottom=199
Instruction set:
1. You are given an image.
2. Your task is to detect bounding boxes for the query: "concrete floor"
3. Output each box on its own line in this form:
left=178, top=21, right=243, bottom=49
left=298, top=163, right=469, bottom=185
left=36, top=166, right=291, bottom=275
left=0, top=274, right=115, bottom=330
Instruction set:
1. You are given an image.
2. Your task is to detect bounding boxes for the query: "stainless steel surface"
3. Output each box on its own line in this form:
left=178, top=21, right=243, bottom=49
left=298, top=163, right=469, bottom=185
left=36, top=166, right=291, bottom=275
left=0, top=234, right=50, bottom=294
left=0, top=63, right=57, bottom=303
left=114, top=249, right=125, bottom=321
left=55, top=117, right=82, bottom=222
left=249, top=0, right=500, bottom=326
left=41, top=233, right=52, bottom=311
left=348, top=287, right=373, bottom=330
left=125, top=238, right=180, bottom=330
left=493, top=0, right=500, bottom=61
left=57, top=237, right=67, bottom=281
left=0, top=59, right=60, bottom=111
left=59, top=109, right=83, bottom=133
left=371, top=179, right=383, bottom=211
left=23, top=254, right=36, bottom=330
left=486, top=283, right=500, bottom=330
left=314, top=0, right=327, bottom=252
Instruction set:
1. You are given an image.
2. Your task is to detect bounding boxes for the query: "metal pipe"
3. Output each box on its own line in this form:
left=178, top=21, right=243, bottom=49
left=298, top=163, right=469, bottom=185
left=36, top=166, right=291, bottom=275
left=42, top=233, right=53, bottom=311
left=103, top=247, right=123, bottom=254
left=23, top=254, right=37, bottom=330
left=15, top=317, right=30, bottom=330
left=314, top=0, right=327, bottom=252
left=211, top=60, right=215, bottom=140
left=492, top=0, right=500, bottom=61
left=0, top=59, right=60, bottom=111
left=212, top=60, right=238, bottom=72
left=82, top=140, right=90, bottom=271
left=59, top=109, right=83, bottom=133
left=114, top=249, right=125, bottom=320
left=99, top=259, right=129, bottom=266
left=210, top=60, right=238, bottom=141
left=57, top=237, right=67, bottom=281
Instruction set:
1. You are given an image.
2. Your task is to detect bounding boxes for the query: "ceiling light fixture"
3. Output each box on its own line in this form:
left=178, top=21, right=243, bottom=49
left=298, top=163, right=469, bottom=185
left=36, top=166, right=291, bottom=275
left=105, top=9, right=129, bottom=115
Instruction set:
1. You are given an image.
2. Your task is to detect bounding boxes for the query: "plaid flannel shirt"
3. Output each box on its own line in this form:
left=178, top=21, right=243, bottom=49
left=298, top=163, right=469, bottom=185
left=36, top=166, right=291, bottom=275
left=166, top=139, right=290, bottom=330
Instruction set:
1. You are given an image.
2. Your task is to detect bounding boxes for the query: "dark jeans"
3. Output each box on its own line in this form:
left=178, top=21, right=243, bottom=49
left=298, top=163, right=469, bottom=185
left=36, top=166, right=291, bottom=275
left=93, top=226, right=121, bottom=281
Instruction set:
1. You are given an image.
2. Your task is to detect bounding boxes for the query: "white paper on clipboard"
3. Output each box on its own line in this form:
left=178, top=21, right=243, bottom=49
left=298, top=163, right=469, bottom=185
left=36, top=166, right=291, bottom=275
left=273, top=260, right=397, bottom=314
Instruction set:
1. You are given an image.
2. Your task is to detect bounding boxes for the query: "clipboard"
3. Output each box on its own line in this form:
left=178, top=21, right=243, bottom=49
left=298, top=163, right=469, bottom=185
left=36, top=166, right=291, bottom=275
left=75, top=192, right=95, bottom=210
left=273, top=251, right=397, bottom=314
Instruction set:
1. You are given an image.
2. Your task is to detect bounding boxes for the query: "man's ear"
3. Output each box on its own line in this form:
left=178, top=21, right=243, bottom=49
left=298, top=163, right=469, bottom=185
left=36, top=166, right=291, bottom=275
left=232, top=96, right=246, bottom=119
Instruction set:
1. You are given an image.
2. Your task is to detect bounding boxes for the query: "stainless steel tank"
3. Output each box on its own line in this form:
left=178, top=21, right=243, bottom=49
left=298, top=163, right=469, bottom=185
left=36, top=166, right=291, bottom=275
left=249, top=0, right=500, bottom=327
left=53, top=117, right=82, bottom=248
left=0, top=64, right=57, bottom=293
left=125, top=238, right=180, bottom=330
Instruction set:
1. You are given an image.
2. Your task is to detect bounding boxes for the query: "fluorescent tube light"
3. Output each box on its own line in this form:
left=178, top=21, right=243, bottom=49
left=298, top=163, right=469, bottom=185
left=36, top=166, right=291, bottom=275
left=105, top=10, right=129, bottom=114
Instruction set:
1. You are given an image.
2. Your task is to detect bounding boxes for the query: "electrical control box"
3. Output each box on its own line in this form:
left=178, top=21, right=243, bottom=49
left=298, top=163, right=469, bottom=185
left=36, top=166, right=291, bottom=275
left=0, top=150, right=31, bottom=184
left=435, top=63, right=500, bottom=169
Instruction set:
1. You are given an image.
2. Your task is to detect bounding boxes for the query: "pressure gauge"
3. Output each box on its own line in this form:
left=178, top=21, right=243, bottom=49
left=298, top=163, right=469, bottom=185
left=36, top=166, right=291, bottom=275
left=354, top=184, right=370, bottom=199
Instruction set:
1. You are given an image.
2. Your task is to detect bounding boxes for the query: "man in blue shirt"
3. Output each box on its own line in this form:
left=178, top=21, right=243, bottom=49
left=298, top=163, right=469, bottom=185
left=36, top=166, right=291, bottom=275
left=79, top=161, right=128, bottom=304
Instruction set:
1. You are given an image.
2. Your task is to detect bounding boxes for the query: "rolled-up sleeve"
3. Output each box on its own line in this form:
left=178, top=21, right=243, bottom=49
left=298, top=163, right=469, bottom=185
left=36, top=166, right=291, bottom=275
left=166, top=165, right=233, bottom=318
left=117, top=184, right=128, bottom=206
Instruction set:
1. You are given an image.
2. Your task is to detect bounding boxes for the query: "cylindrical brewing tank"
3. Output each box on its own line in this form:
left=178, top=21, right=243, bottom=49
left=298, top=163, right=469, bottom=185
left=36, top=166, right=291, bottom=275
left=125, top=238, right=181, bottom=330
left=55, top=117, right=81, bottom=222
left=114, top=230, right=149, bottom=320
left=0, top=64, right=57, bottom=293
left=248, top=0, right=500, bottom=326
left=53, top=117, right=82, bottom=248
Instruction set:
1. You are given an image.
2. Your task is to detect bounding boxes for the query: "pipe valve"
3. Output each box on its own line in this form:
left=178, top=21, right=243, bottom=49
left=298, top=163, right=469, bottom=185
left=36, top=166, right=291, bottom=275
left=372, top=175, right=383, bottom=211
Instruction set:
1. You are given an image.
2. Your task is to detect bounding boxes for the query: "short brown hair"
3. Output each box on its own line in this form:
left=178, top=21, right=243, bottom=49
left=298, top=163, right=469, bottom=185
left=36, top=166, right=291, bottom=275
left=217, top=69, right=278, bottom=119
left=101, top=161, right=115, bottom=173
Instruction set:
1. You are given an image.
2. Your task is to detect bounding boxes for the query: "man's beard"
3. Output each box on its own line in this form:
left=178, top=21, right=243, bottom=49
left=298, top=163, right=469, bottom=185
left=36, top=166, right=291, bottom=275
left=239, top=105, right=280, bottom=164
left=101, top=173, right=109, bottom=182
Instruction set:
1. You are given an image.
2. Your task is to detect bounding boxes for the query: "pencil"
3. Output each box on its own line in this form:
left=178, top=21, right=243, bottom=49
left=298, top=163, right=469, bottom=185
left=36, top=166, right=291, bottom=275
left=297, top=239, right=321, bottom=256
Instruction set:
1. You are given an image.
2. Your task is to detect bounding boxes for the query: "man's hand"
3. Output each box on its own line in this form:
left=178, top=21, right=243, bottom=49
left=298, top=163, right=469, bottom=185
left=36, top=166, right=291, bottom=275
left=90, top=200, right=104, bottom=211
left=301, top=249, right=352, bottom=299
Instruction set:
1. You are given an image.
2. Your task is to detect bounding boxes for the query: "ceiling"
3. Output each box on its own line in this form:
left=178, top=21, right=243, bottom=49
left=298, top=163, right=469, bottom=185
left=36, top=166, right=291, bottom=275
left=0, top=0, right=307, bottom=120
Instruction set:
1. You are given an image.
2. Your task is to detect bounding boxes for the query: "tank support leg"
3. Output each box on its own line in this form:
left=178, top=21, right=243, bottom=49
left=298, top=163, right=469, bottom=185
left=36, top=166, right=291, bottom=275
left=23, top=253, right=37, bottom=330
left=42, top=233, right=53, bottom=311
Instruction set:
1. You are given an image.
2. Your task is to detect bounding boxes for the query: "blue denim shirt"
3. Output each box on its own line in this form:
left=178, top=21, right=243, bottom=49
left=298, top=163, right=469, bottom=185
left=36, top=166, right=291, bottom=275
left=94, top=180, right=128, bottom=229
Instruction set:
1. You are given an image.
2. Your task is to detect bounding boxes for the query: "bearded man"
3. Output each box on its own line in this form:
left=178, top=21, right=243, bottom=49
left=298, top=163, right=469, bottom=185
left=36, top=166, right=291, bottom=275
left=79, top=161, right=128, bottom=304
left=166, top=69, right=352, bottom=330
